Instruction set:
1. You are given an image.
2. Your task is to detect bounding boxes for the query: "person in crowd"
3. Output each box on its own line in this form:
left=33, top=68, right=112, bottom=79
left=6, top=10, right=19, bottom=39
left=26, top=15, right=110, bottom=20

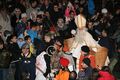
left=16, top=13, right=28, bottom=36
left=55, top=57, right=70, bottom=80
left=35, top=48, right=47, bottom=80
left=17, top=43, right=36, bottom=80
left=36, top=14, right=43, bottom=25
left=6, top=34, right=21, bottom=80
left=98, top=29, right=116, bottom=59
left=69, top=71, right=77, bottom=80
left=65, top=2, right=76, bottom=23
left=17, top=34, right=25, bottom=49
left=98, top=66, right=116, bottom=80
left=78, top=58, right=93, bottom=80
left=0, top=37, right=11, bottom=80
left=67, top=10, right=77, bottom=30
left=27, top=22, right=37, bottom=43
left=42, top=33, right=54, bottom=51
left=79, top=45, right=96, bottom=70
left=26, top=0, right=38, bottom=18
left=27, top=11, right=37, bottom=30
left=40, top=0, right=52, bottom=13
left=56, top=17, right=68, bottom=39
left=24, top=35, right=36, bottom=55
left=0, top=4, right=13, bottom=42
left=43, top=45, right=56, bottom=78
left=87, top=21, right=99, bottom=41
left=113, top=44, right=120, bottom=79
left=7, top=34, right=21, bottom=61
left=11, top=7, right=22, bottom=33
left=89, top=68, right=99, bottom=80
left=50, top=3, right=63, bottom=26
left=0, top=37, right=11, bottom=68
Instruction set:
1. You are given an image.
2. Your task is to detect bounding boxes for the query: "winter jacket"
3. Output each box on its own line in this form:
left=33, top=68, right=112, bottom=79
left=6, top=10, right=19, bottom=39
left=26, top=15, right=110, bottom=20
left=79, top=54, right=96, bottom=70
left=55, top=69, right=70, bottom=80
left=98, top=71, right=116, bottom=80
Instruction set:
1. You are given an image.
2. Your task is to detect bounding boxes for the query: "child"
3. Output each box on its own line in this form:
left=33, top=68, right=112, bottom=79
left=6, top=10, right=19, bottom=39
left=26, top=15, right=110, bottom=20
left=24, top=35, right=36, bottom=55
left=55, top=57, right=70, bottom=80
left=78, top=58, right=93, bottom=80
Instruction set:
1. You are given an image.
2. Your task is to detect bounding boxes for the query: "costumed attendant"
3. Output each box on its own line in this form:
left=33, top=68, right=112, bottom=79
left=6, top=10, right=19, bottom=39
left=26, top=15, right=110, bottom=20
left=70, top=12, right=109, bottom=72
left=55, top=57, right=70, bottom=80
left=35, top=51, right=47, bottom=80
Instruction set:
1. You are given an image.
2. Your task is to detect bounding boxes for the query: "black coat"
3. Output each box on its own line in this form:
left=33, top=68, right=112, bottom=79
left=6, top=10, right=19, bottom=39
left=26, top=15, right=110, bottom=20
left=7, top=43, right=21, bottom=61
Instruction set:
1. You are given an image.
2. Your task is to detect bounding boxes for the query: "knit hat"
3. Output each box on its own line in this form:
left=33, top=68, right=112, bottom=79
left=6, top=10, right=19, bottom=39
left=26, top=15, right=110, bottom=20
left=21, top=13, right=27, bottom=18
left=50, top=26, right=56, bottom=32
left=82, top=58, right=91, bottom=66
left=101, top=8, right=108, bottom=14
left=21, top=43, right=30, bottom=49
left=60, top=57, right=69, bottom=67
left=81, top=45, right=90, bottom=53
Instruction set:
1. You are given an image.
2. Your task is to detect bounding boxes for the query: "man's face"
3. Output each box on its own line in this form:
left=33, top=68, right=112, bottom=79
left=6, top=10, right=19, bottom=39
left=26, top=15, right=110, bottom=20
left=57, top=18, right=64, bottom=28
left=0, top=44, right=3, bottom=49
left=15, top=8, right=21, bottom=16
left=81, top=62, right=88, bottom=68
left=70, top=12, right=74, bottom=19
left=54, top=5, right=59, bottom=12
left=81, top=51, right=87, bottom=56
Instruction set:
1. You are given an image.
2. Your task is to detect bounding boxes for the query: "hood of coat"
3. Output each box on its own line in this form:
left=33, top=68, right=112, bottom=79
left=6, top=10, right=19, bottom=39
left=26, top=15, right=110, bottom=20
left=98, top=71, right=115, bottom=80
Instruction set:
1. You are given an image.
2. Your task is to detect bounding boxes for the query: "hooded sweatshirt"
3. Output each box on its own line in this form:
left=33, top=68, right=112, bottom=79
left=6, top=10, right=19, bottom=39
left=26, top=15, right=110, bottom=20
left=98, top=71, right=116, bottom=80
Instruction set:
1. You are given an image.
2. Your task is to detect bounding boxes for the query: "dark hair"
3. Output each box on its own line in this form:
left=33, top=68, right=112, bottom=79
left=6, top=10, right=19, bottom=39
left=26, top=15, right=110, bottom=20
left=69, top=10, right=74, bottom=15
left=31, top=22, right=39, bottom=28
left=6, top=34, right=17, bottom=44
left=69, top=71, right=77, bottom=80
left=101, top=66, right=111, bottom=73
left=81, top=45, right=90, bottom=53
left=29, top=0, right=38, bottom=5
left=0, top=37, right=4, bottom=45
left=24, top=35, right=31, bottom=41
left=37, top=15, right=43, bottom=19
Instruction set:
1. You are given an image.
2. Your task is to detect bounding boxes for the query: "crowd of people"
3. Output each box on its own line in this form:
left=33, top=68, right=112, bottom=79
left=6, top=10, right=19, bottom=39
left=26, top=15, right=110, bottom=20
left=0, top=0, right=120, bottom=80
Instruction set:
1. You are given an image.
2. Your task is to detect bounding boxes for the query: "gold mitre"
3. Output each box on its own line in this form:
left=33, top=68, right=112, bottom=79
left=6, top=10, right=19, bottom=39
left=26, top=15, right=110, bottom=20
left=75, top=14, right=86, bottom=29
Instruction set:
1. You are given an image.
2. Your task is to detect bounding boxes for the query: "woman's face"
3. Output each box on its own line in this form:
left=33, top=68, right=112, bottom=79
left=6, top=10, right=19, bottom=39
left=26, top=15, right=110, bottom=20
left=22, top=48, right=30, bottom=54
left=44, top=35, right=51, bottom=42
left=31, top=1, right=37, bottom=8
left=11, top=36, right=17, bottom=43
left=57, top=18, right=64, bottom=28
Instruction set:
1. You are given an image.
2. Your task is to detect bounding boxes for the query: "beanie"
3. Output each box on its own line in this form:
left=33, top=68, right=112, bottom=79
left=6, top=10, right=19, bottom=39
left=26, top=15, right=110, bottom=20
left=60, top=57, right=69, bottom=67
left=82, top=58, right=91, bottom=66
left=81, top=45, right=90, bottom=53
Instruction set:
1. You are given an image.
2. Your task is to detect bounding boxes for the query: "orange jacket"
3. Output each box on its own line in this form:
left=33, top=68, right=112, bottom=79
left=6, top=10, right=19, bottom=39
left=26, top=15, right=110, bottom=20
left=55, top=69, right=70, bottom=80
left=79, top=54, right=96, bottom=70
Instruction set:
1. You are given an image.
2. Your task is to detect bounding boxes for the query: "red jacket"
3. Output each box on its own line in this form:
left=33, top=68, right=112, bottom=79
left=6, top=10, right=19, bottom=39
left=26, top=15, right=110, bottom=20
left=98, top=71, right=116, bottom=80
left=79, top=54, right=96, bottom=70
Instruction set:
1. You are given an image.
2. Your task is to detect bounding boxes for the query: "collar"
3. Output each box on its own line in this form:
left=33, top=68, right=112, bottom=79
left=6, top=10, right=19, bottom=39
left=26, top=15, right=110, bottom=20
left=21, top=52, right=32, bottom=58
